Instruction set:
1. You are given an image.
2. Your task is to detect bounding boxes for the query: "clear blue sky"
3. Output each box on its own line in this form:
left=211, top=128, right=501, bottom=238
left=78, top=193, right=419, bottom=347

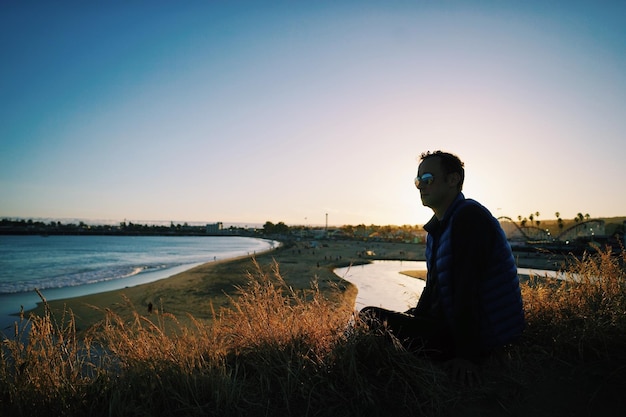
left=2, top=1, right=625, bottom=226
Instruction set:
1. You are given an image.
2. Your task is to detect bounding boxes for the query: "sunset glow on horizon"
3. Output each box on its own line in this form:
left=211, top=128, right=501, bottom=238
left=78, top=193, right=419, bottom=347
left=2, top=1, right=625, bottom=227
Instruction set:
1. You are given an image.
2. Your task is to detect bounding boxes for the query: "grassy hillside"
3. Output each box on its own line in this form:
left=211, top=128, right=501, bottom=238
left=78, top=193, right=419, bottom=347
left=2, top=243, right=625, bottom=416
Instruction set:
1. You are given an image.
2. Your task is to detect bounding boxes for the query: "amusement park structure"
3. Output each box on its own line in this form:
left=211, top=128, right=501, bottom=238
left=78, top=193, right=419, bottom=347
left=498, top=217, right=605, bottom=243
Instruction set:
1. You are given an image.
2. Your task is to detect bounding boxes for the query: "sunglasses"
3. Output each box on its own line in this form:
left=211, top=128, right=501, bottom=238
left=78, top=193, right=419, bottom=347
left=414, top=173, right=435, bottom=187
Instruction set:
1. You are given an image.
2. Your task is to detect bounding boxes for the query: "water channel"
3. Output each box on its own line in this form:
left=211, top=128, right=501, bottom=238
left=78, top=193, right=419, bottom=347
left=334, top=261, right=560, bottom=312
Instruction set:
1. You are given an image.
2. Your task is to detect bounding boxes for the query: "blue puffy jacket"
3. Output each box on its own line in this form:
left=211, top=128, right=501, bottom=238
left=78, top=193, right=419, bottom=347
left=419, top=193, right=524, bottom=355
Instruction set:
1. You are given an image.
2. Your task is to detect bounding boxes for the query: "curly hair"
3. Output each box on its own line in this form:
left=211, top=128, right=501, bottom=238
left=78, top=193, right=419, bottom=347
left=420, top=150, right=465, bottom=191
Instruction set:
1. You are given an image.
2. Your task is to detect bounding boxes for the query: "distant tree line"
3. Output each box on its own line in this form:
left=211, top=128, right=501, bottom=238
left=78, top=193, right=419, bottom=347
left=0, top=218, right=252, bottom=236
left=1, top=218, right=428, bottom=243
left=262, top=221, right=290, bottom=235
left=517, top=211, right=591, bottom=230
left=262, top=222, right=426, bottom=243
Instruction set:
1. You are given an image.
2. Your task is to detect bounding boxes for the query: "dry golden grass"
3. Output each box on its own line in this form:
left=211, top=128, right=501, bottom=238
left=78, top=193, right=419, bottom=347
left=521, top=245, right=626, bottom=360
left=216, top=259, right=351, bottom=353
left=1, top=257, right=446, bottom=416
left=2, top=246, right=625, bottom=416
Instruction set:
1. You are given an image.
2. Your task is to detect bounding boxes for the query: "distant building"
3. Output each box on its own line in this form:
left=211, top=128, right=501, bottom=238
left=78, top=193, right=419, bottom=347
left=206, top=222, right=223, bottom=234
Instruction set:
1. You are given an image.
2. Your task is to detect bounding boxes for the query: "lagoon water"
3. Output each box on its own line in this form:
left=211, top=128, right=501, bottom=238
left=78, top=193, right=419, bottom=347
left=0, top=235, right=276, bottom=332
left=335, top=261, right=559, bottom=312
left=335, top=261, right=428, bottom=312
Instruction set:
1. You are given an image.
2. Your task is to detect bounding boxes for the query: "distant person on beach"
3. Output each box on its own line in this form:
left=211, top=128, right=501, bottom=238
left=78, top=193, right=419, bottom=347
left=360, top=150, right=524, bottom=384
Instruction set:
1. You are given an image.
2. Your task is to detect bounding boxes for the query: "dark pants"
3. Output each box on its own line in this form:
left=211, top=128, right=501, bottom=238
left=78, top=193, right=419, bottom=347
left=359, top=306, right=454, bottom=360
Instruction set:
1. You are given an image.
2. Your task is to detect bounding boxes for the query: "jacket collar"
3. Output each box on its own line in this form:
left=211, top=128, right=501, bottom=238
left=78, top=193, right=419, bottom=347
left=423, top=192, right=465, bottom=233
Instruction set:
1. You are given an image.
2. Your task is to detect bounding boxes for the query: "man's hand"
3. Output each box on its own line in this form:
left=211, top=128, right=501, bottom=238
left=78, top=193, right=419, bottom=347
left=404, top=307, right=417, bottom=316
left=444, top=357, right=482, bottom=387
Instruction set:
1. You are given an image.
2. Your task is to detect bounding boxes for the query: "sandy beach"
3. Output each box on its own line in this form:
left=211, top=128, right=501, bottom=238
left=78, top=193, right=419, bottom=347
left=25, top=239, right=561, bottom=333
left=24, top=240, right=420, bottom=332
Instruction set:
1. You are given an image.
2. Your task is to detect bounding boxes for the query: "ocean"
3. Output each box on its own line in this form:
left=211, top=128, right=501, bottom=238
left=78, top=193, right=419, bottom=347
left=0, top=235, right=277, bottom=333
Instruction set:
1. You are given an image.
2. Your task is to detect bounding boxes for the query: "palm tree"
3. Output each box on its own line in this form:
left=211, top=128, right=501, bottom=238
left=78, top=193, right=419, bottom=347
left=555, top=212, right=563, bottom=231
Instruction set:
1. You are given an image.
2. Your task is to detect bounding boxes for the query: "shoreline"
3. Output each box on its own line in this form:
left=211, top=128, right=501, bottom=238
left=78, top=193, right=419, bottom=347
left=0, top=237, right=280, bottom=333
left=16, top=240, right=420, bottom=333
left=9, top=240, right=561, bottom=335
left=0, top=261, right=206, bottom=332
left=0, top=239, right=281, bottom=335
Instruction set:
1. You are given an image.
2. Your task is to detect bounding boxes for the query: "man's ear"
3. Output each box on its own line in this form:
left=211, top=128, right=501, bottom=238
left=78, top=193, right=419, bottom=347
left=447, top=172, right=461, bottom=189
